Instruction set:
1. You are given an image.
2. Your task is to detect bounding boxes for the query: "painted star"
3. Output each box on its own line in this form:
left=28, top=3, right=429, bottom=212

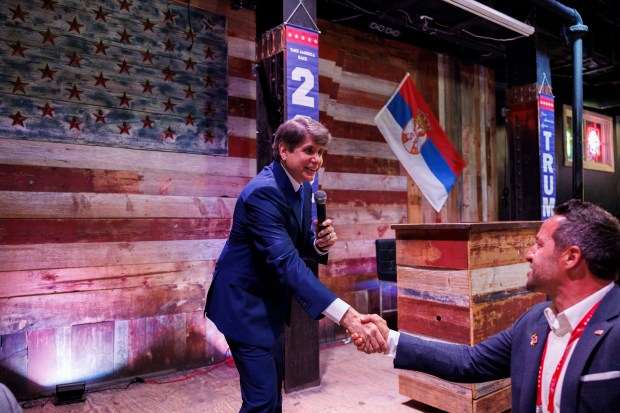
left=10, top=111, right=27, bottom=126
left=41, top=28, right=57, bottom=45
left=204, top=130, right=215, bottom=143
left=184, top=57, right=196, bottom=71
left=142, top=116, right=154, bottom=128
left=67, top=116, right=81, bottom=130
left=141, top=49, right=154, bottom=64
left=204, top=102, right=214, bottom=117
left=184, top=85, right=195, bottom=100
left=93, top=6, right=108, bottom=22
left=204, top=47, right=215, bottom=60
left=203, top=75, right=214, bottom=88
left=94, top=109, right=107, bottom=123
left=164, top=127, right=175, bottom=140
left=67, top=17, right=84, bottom=33
left=119, top=28, right=132, bottom=44
left=67, top=50, right=81, bottom=66
left=141, top=80, right=154, bottom=94
left=185, top=113, right=195, bottom=126
left=66, top=84, right=83, bottom=100
left=10, top=4, right=28, bottom=22
left=42, top=0, right=57, bottom=11
left=39, top=103, right=55, bottom=118
left=118, top=0, right=131, bottom=12
left=163, top=38, right=175, bottom=52
left=118, top=92, right=132, bottom=107
left=38, top=64, right=57, bottom=80
left=118, top=122, right=131, bottom=134
left=11, top=76, right=28, bottom=93
left=143, top=18, right=155, bottom=32
left=163, top=9, right=177, bottom=24
left=95, top=39, right=110, bottom=55
left=163, top=98, right=176, bottom=112
left=162, top=66, right=175, bottom=82
left=9, top=41, right=28, bottom=57
left=93, top=72, right=109, bottom=88
left=117, top=59, right=132, bottom=74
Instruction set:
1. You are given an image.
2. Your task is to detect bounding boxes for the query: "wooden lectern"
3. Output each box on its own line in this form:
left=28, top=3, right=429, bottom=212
left=392, top=222, right=546, bottom=413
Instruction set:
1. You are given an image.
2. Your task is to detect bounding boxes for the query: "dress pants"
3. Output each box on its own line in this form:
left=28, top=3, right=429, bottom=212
left=226, top=333, right=285, bottom=413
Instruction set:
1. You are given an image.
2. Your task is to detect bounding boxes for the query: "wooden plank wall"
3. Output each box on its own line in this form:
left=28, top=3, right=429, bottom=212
left=0, top=0, right=498, bottom=399
left=315, top=20, right=497, bottom=341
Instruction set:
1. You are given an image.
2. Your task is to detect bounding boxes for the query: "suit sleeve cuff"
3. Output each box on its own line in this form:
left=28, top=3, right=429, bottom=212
left=322, top=298, right=349, bottom=324
left=387, top=330, right=400, bottom=358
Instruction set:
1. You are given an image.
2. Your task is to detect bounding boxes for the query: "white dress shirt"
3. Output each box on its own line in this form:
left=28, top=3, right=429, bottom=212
left=539, top=282, right=613, bottom=413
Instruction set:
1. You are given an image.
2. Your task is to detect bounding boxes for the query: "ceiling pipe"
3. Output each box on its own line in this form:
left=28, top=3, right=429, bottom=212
left=532, top=0, right=587, bottom=201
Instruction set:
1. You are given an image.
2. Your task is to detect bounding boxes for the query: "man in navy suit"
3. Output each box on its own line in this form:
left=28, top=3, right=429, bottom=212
left=205, top=115, right=387, bottom=413
left=355, top=199, right=620, bottom=412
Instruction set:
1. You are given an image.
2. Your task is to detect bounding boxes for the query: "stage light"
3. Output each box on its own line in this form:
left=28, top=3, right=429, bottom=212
left=441, top=0, right=535, bottom=36
left=53, top=381, right=86, bottom=405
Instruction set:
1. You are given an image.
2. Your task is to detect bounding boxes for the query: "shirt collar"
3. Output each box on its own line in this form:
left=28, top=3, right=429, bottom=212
left=544, top=282, right=614, bottom=336
left=280, top=162, right=301, bottom=192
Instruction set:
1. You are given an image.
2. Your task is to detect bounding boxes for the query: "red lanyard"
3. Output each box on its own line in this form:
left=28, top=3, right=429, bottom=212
left=536, top=301, right=601, bottom=413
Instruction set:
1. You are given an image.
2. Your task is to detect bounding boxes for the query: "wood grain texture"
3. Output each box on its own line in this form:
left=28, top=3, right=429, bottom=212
left=0, top=239, right=225, bottom=271
left=0, top=191, right=237, bottom=218
left=1, top=283, right=205, bottom=334
left=0, top=218, right=232, bottom=245
left=399, top=371, right=512, bottom=413
left=397, top=296, right=471, bottom=344
left=0, top=260, right=214, bottom=298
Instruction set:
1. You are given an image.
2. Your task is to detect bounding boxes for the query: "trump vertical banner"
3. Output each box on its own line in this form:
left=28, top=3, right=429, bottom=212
left=285, top=24, right=319, bottom=120
left=539, top=93, right=556, bottom=219
left=374, top=73, right=466, bottom=212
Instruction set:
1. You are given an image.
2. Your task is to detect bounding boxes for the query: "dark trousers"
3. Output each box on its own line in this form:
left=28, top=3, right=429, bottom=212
left=226, top=334, right=285, bottom=413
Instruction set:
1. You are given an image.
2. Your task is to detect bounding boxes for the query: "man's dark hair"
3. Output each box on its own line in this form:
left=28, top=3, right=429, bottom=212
left=553, top=199, right=620, bottom=281
left=272, top=115, right=332, bottom=161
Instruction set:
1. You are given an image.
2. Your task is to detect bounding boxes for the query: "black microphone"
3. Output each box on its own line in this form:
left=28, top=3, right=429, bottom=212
left=314, top=190, right=327, bottom=232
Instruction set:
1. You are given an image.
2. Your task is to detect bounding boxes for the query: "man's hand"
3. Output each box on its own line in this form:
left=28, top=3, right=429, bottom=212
left=314, top=219, right=337, bottom=251
left=340, top=308, right=388, bottom=354
left=350, top=314, right=389, bottom=353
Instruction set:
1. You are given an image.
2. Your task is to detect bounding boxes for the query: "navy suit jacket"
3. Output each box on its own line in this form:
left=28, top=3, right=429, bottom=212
left=395, top=286, right=620, bottom=413
left=205, top=161, right=336, bottom=347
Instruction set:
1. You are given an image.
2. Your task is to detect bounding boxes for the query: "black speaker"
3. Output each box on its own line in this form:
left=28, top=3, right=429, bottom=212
left=375, top=239, right=396, bottom=282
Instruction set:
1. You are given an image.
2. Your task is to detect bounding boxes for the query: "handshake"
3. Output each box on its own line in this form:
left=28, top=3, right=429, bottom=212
left=340, top=308, right=391, bottom=354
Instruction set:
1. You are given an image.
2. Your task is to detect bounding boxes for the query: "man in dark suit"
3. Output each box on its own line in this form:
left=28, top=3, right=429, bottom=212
left=355, top=199, right=620, bottom=413
left=205, top=115, right=387, bottom=413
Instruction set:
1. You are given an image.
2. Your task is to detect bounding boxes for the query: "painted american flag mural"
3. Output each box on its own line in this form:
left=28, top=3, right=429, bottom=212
left=0, top=0, right=227, bottom=155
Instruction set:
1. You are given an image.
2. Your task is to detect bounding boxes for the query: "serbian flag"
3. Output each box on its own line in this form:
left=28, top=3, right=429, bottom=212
left=374, top=73, right=466, bottom=212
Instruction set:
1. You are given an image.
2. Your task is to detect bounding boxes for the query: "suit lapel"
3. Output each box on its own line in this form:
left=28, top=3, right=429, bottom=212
left=272, top=161, right=304, bottom=230
left=560, top=287, right=620, bottom=411
left=520, top=313, right=550, bottom=412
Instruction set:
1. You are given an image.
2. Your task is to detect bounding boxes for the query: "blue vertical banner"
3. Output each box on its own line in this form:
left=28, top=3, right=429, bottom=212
left=285, top=24, right=321, bottom=220
left=285, top=24, right=319, bottom=120
left=539, top=93, right=556, bottom=219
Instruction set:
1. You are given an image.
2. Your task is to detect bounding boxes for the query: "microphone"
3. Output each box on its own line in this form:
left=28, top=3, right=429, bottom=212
left=314, top=190, right=327, bottom=232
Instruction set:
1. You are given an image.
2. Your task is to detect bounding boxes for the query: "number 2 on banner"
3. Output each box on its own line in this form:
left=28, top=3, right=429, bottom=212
left=291, top=67, right=315, bottom=108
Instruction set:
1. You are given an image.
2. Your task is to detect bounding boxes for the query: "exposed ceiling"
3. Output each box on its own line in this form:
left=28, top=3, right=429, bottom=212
left=236, top=0, right=620, bottom=113
left=315, top=0, right=620, bottom=113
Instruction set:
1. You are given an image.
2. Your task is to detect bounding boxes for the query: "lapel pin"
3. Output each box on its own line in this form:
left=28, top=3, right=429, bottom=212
left=594, top=330, right=604, bottom=335
left=530, top=333, right=538, bottom=347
